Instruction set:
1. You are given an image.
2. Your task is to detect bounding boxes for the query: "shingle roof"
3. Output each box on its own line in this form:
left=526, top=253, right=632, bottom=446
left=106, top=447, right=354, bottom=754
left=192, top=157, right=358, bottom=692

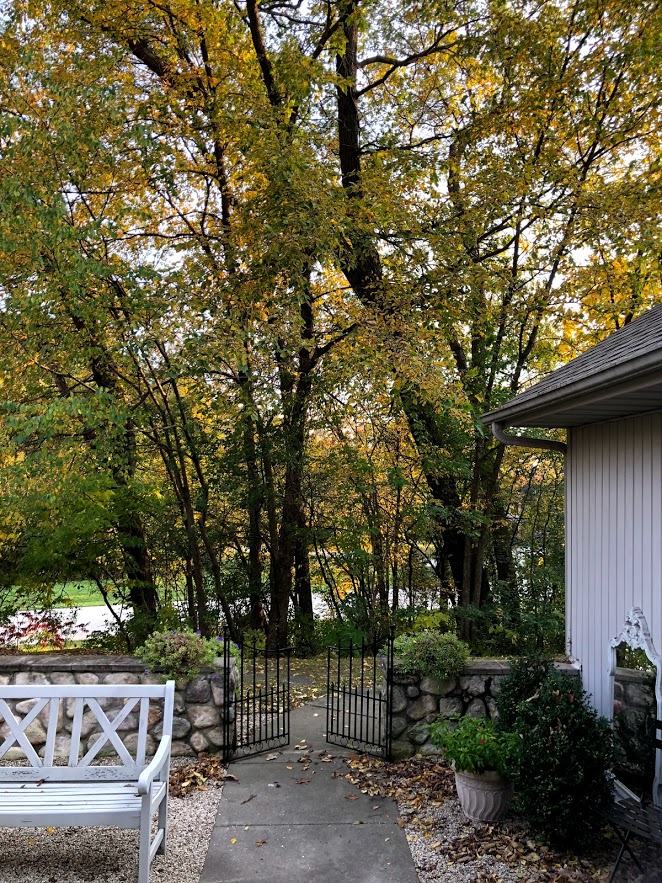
left=482, top=304, right=662, bottom=428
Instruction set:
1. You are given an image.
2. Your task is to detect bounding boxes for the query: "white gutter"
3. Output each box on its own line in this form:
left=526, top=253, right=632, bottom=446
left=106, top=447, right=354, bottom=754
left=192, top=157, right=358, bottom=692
left=491, top=421, right=567, bottom=455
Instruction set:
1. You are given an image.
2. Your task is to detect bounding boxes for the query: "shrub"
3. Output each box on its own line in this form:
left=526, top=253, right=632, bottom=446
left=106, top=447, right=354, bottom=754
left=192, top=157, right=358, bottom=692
left=0, top=610, right=82, bottom=650
left=430, top=715, right=517, bottom=777
left=495, top=653, right=553, bottom=730
left=393, top=606, right=452, bottom=636
left=313, top=617, right=368, bottom=651
left=241, top=627, right=267, bottom=650
left=138, top=629, right=232, bottom=680
left=508, top=670, right=614, bottom=847
left=391, top=630, right=470, bottom=681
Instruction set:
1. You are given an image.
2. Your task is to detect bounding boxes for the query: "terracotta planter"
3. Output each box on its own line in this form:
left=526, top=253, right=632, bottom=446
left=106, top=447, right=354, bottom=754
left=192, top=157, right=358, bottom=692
left=454, top=769, right=513, bottom=822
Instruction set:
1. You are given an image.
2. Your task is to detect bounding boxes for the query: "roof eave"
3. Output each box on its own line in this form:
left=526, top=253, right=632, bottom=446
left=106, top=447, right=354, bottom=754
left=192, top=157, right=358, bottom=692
left=481, top=351, right=662, bottom=429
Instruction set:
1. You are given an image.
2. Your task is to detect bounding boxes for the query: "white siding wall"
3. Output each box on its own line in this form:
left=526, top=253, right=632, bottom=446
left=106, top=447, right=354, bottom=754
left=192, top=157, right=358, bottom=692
left=567, top=412, right=662, bottom=717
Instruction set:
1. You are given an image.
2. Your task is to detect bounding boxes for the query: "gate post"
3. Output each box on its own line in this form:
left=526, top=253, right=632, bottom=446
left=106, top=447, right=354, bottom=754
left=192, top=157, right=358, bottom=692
left=384, top=625, right=395, bottom=761
left=222, top=626, right=237, bottom=763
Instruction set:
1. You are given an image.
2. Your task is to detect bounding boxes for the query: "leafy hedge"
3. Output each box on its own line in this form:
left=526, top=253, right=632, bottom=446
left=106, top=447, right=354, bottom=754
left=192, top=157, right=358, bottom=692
left=392, top=630, right=470, bottom=681
left=498, top=666, right=614, bottom=847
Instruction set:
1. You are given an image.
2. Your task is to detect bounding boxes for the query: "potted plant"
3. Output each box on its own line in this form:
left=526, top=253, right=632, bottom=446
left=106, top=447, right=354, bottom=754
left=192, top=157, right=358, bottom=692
left=429, top=715, right=517, bottom=822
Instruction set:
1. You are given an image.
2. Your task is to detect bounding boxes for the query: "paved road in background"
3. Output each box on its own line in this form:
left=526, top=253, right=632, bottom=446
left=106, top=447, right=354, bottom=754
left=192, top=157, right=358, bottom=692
left=12, top=593, right=330, bottom=642
left=10, top=606, right=127, bottom=641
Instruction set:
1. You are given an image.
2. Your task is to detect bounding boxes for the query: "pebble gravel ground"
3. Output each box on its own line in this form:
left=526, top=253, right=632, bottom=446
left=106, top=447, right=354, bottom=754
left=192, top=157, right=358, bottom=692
left=0, top=763, right=223, bottom=883
left=405, top=799, right=518, bottom=883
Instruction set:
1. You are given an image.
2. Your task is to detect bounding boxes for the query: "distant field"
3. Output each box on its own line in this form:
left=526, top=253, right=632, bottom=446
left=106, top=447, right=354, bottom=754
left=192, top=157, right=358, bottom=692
left=51, top=581, right=107, bottom=608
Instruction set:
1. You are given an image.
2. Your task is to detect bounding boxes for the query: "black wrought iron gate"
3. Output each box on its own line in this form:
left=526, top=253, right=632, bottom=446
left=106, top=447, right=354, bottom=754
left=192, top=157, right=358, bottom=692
left=223, top=633, right=291, bottom=761
left=326, top=628, right=394, bottom=759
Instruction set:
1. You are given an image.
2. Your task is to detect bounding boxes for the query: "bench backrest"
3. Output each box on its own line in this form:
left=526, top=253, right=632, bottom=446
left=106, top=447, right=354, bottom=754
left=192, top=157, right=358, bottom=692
left=0, top=682, right=175, bottom=782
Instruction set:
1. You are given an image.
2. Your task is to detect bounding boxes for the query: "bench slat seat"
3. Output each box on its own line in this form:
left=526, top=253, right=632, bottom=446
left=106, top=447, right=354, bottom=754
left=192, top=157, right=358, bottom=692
left=602, top=796, right=662, bottom=844
left=0, top=781, right=167, bottom=827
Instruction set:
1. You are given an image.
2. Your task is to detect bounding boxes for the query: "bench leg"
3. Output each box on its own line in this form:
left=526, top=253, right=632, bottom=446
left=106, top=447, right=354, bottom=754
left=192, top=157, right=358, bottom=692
left=607, top=827, right=644, bottom=883
left=138, top=797, right=152, bottom=883
left=157, top=783, right=168, bottom=856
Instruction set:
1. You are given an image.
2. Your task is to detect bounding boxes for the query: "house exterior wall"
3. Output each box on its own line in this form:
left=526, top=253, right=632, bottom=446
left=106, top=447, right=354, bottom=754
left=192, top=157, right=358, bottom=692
left=567, top=412, right=662, bottom=717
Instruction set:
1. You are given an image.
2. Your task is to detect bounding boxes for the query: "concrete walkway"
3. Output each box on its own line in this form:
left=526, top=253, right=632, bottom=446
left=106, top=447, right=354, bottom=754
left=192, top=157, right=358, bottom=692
left=200, top=697, right=420, bottom=883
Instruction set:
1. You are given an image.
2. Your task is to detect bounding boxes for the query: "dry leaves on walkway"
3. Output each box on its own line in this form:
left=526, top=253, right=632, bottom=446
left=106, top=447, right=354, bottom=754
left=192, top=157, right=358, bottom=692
left=169, top=753, right=236, bottom=797
left=345, top=753, right=455, bottom=804
left=344, top=755, right=614, bottom=883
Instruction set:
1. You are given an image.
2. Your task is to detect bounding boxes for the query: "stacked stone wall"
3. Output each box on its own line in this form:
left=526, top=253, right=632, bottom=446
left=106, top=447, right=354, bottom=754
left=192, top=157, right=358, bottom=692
left=388, top=659, right=580, bottom=760
left=0, top=653, right=237, bottom=758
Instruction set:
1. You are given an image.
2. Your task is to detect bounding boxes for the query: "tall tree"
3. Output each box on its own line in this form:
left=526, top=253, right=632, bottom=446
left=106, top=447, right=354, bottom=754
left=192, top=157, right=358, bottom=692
left=2, top=0, right=661, bottom=646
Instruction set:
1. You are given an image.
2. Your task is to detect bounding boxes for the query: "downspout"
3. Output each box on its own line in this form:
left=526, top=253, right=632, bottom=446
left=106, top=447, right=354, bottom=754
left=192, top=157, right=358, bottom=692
left=491, top=421, right=567, bottom=455
left=491, top=419, right=569, bottom=678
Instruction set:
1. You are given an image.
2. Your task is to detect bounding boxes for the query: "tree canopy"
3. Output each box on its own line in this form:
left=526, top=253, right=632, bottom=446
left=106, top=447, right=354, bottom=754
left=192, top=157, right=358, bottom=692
left=1, top=0, right=661, bottom=649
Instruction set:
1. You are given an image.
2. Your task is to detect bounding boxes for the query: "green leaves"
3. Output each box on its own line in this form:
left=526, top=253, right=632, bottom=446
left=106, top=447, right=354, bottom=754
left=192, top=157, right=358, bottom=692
left=1, top=0, right=661, bottom=644
left=391, top=631, right=470, bottom=681
left=429, top=715, right=517, bottom=777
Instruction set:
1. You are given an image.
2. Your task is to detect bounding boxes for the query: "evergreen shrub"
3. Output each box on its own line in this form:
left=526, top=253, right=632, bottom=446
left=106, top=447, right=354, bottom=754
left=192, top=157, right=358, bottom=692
left=392, top=630, right=469, bottom=681
left=505, top=670, right=614, bottom=847
left=495, top=653, right=553, bottom=730
left=138, top=628, right=236, bottom=680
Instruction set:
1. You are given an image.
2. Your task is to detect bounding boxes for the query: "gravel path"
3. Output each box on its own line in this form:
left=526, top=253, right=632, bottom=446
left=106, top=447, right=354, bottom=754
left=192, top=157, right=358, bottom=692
left=0, top=763, right=223, bottom=883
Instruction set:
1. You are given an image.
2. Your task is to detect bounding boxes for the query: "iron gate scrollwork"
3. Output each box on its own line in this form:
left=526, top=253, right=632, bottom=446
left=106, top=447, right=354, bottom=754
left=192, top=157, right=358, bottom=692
left=326, top=627, right=394, bottom=759
left=222, top=630, right=291, bottom=762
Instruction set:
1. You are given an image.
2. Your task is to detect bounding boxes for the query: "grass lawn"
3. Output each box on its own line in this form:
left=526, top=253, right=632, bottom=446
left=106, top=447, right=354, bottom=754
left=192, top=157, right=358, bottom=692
left=49, top=580, right=107, bottom=608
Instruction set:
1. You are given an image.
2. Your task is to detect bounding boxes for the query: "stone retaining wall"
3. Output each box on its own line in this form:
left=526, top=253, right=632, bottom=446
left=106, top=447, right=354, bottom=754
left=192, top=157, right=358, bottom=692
left=0, top=654, right=237, bottom=759
left=388, top=659, right=581, bottom=760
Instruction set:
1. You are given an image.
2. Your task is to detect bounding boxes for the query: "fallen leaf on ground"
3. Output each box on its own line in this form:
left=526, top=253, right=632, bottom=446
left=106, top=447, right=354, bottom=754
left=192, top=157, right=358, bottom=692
left=169, top=754, right=234, bottom=797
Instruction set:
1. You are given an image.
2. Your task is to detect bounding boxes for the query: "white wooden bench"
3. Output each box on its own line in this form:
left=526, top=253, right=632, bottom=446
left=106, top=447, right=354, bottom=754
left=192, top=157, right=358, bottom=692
left=0, top=681, right=175, bottom=883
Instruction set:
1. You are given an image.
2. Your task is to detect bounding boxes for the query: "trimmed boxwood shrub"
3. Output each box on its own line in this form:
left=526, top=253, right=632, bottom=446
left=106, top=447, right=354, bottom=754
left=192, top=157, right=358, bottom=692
left=495, top=654, right=553, bottom=730
left=138, top=629, right=235, bottom=680
left=505, top=670, right=614, bottom=847
left=391, top=630, right=470, bottom=681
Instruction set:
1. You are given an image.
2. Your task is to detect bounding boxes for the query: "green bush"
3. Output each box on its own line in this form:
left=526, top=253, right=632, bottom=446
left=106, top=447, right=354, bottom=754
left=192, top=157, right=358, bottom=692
left=138, top=629, right=231, bottom=680
left=313, top=616, right=368, bottom=650
left=495, top=654, right=553, bottom=730
left=430, top=715, right=517, bottom=777
left=241, top=627, right=266, bottom=650
left=392, top=630, right=470, bottom=681
left=392, top=606, right=452, bottom=636
left=507, top=671, right=614, bottom=847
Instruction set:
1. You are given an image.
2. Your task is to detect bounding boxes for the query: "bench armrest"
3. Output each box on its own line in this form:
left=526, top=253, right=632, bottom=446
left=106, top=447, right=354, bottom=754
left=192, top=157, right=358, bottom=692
left=137, top=735, right=172, bottom=795
left=614, top=777, right=642, bottom=805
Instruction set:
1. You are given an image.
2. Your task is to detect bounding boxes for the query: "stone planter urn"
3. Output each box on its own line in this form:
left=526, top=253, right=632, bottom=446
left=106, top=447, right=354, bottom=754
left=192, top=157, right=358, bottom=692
left=453, top=769, right=513, bottom=822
